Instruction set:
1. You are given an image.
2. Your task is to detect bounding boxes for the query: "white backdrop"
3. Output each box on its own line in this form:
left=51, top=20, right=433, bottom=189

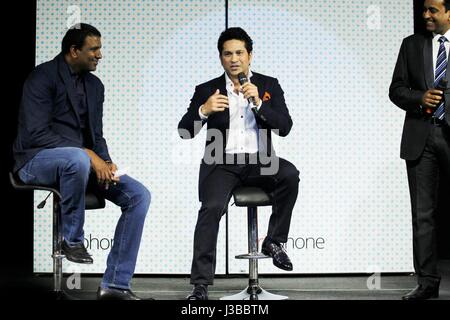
left=34, top=0, right=414, bottom=275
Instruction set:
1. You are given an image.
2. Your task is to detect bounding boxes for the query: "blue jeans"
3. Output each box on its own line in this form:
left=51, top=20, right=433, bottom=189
left=18, top=147, right=151, bottom=290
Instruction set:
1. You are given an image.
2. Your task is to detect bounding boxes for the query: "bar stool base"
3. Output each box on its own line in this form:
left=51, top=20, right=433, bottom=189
left=221, top=286, right=288, bottom=300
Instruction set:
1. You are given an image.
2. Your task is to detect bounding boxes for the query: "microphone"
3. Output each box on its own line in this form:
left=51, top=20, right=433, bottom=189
left=37, top=192, right=52, bottom=209
left=237, top=72, right=258, bottom=113
left=425, top=78, right=447, bottom=114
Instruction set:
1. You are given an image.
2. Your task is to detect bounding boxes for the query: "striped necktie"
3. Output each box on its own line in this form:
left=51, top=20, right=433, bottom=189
left=434, top=36, right=447, bottom=120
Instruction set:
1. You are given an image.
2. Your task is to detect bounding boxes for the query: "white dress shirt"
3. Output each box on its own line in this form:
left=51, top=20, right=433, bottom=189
left=199, top=70, right=262, bottom=154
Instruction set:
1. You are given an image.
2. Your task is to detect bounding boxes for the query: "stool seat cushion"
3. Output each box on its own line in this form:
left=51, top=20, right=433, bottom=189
left=9, top=172, right=105, bottom=210
left=85, top=192, right=105, bottom=209
left=232, top=187, right=272, bottom=207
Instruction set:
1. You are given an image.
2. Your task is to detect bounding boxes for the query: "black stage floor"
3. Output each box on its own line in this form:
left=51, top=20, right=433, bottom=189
left=2, top=260, right=449, bottom=300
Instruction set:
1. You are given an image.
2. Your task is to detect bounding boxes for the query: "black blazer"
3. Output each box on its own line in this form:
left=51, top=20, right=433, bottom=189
left=389, top=33, right=450, bottom=161
left=13, top=53, right=111, bottom=172
left=178, top=72, right=293, bottom=200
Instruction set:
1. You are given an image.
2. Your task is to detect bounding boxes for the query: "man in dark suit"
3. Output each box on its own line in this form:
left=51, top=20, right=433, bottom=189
left=178, top=27, right=300, bottom=300
left=389, top=0, right=450, bottom=300
left=13, top=24, right=152, bottom=300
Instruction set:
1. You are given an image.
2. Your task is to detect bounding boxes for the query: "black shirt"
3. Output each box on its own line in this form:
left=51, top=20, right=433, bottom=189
left=67, top=63, right=93, bottom=148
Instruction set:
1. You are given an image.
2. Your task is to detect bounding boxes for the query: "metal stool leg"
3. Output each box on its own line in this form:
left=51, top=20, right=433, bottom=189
left=221, top=206, right=288, bottom=300
left=248, top=206, right=261, bottom=300
left=52, top=195, right=64, bottom=294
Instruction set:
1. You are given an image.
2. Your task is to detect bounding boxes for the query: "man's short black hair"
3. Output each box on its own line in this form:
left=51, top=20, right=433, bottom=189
left=61, top=23, right=101, bottom=54
left=445, top=0, right=450, bottom=11
left=217, top=27, right=253, bottom=54
left=440, top=0, right=450, bottom=11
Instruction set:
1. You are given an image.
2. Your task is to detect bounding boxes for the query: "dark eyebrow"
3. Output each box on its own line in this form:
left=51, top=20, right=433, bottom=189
left=424, top=5, right=438, bottom=11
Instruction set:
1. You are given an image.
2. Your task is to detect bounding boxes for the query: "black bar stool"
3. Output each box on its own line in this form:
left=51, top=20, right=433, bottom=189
left=221, top=186, right=288, bottom=300
left=9, top=172, right=105, bottom=296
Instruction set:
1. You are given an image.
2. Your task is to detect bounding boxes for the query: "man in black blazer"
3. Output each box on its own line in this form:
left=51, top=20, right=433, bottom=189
left=13, top=24, right=152, bottom=300
left=389, top=0, right=450, bottom=300
left=178, top=27, right=299, bottom=300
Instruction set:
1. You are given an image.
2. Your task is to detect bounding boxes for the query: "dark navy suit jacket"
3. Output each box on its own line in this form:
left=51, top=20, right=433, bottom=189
left=178, top=72, right=293, bottom=200
left=13, top=53, right=111, bottom=172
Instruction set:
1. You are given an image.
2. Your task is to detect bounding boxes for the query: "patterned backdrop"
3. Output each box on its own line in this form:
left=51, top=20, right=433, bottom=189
left=34, top=0, right=414, bottom=275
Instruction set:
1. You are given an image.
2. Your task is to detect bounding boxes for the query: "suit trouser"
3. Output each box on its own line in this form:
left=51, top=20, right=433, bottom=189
left=406, top=124, right=450, bottom=288
left=190, top=157, right=300, bottom=285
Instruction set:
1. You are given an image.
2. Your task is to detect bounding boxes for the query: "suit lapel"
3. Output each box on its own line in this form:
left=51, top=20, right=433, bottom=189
left=445, top=50, right=450, bottom=86
left=424, top=35, right=434, bottom=89
left=249, top=72, right=264, bottom=101
left=444, top=41, right=450, bottom=125
left=218, top=73, right=227, bottom=96
left=57, top=54, right=81, bottom=126
left=216, top=73, right=229, bottom=126
left=249, top=72, right=265, bottom=129
left=249, top=72, right=271, bottom=155
left=84, top=75, right=96, bottom=144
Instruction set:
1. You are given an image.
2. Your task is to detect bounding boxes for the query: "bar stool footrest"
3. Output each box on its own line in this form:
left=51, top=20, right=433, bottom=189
left=235, top=252, right=270, bottom=259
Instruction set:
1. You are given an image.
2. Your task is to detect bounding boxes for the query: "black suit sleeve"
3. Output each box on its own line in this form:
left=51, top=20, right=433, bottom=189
left=178, top=85, right=208, bottom=139
left=389, top=39, right=425, bottom=113
left=257, top=78, right=293, bottom=137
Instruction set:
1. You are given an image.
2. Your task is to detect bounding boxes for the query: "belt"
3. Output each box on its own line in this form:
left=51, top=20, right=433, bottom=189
left=428, top=117, right=447, bottom=126
left=224, top=153, right=259, bottom=165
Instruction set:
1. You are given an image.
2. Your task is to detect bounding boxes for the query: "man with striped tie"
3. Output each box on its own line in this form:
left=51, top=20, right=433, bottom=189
left=389, top=0, right=450, bottom=300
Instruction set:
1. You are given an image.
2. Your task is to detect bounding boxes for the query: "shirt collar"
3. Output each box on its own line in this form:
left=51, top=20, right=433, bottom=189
left=225, top=70, right=254, bottom=90
left=432, top=30, right=450, bottom=42
left=64, top=59, right=85, bottom=80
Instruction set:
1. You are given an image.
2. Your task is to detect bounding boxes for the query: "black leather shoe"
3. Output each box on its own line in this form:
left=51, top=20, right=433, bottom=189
left=402, top=285, right=439, bottom=300
left=97, top=287, right=154, bottom=300
left=261, top=239, right=293, bottom=271
left=186, top=284, right=208, bottom=300
left=61, top=241, right=93, bottom=264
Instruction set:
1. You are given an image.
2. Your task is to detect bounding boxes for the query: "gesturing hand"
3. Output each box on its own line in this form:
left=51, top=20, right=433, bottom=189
left=200, top=89, right=229, bottom=116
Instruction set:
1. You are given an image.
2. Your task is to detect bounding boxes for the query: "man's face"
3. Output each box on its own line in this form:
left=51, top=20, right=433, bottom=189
left=72, top=35, right=102, bottom=72
left=423, top=0, right=450, bottom=34
left=220, top=39, right=252, bottom=79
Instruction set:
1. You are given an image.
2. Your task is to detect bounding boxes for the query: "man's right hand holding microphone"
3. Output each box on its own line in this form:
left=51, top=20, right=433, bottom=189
left=422, top=89, right=444, bottom=113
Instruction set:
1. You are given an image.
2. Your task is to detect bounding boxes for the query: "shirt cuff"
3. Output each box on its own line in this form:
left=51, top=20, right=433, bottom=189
left=198, top=105, right=208, bottom=120
left=255, top=99, right=263, bottom=111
